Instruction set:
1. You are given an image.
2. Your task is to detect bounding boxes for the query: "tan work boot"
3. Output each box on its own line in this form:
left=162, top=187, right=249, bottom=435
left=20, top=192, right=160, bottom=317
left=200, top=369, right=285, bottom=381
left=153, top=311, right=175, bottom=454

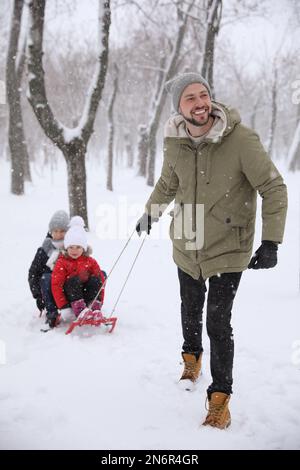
left=179, top=352, right=202, bottom=391
left=202, top=392, right=231, bottom=429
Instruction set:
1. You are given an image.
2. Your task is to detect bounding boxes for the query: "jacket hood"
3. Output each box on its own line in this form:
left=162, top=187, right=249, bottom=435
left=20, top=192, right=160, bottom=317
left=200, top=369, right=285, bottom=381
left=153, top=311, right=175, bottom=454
left=164, top=101, right=241, bottom=143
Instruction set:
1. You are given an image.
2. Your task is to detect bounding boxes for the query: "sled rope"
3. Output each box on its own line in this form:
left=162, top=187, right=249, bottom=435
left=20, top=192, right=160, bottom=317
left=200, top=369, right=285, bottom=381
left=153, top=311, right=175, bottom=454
left=89, top=226, right=145, bottom=311
left=108, top=233, right=147, bottom=319
left=88, top=227, right=136, bottom=307
left=105, top=227, right=137, bottom=280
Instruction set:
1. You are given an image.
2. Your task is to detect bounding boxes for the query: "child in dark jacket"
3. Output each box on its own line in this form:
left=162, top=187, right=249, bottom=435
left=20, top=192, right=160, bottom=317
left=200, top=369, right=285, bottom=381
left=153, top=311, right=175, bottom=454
left=28, top=210, right=70, bottom=328
left=51, top=216, right=105, bottom=322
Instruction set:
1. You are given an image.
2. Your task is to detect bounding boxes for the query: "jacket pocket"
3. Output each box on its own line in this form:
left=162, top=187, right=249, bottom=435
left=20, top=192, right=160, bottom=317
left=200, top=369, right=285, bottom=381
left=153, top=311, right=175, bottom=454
left=203, top=205, right=242, bottom=256
left=210, top=204, right=250, bottom=228
left=209, top=203, right=254, bottom=253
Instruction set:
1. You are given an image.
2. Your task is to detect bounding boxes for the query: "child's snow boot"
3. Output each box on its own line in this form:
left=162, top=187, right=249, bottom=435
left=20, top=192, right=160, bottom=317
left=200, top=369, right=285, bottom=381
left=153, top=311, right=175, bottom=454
left=71, top=299, right=93, bottom=323
left=71, top=299, right=87, bottom=318
left=46, top=310, right=60, bottom=328
left=90, top=300, right=102, bottom=311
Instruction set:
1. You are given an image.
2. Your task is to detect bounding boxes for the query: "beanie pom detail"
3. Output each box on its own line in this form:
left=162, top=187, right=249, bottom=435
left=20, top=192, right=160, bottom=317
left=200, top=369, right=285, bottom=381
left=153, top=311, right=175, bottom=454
left=69, top=216, right=85, bottom=228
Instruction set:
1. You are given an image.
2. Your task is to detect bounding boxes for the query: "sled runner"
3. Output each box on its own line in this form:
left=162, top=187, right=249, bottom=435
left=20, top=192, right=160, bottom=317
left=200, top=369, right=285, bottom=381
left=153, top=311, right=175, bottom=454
left=65, top=310, right=117, bottom=335
left=39, top=229, right=146, bottom=335
left=64, top=273, right=117, bottom=335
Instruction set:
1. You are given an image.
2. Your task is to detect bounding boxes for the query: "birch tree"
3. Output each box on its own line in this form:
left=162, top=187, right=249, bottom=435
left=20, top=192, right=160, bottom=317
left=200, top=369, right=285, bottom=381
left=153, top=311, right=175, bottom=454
left=27, top=0, right=111, bottom=226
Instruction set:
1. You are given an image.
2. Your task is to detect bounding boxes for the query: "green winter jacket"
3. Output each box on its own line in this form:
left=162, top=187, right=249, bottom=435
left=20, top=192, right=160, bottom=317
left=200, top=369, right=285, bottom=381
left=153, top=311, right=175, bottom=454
left=145, top=102, right=287, bottom=280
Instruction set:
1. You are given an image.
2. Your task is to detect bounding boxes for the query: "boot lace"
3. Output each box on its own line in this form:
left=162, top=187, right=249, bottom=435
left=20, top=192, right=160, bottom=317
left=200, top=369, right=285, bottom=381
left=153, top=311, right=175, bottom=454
left=182, top=360, right=196, bottom=380
left=204, top=397, right=228, bottom=425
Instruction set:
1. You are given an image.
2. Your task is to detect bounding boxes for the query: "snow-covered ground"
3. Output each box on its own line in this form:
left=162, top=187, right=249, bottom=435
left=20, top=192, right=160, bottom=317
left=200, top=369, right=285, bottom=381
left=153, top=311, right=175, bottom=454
left=0, top=157, right=300, bottom=450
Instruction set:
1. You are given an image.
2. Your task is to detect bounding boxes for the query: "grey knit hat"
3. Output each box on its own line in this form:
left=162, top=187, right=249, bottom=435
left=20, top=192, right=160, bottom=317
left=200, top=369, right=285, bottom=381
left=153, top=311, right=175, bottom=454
left=165, top=72, right=212, bottom=112
left=48, top=210, right=70, bottom=232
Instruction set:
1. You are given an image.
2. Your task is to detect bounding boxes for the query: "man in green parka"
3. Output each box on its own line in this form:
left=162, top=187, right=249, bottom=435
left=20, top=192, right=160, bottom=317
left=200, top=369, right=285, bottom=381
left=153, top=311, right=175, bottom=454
left=136, top=72, right=287, bottom=429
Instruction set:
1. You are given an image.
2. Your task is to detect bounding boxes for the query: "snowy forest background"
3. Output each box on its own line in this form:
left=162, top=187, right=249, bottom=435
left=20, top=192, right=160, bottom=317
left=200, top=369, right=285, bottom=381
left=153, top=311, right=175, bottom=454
left=1, top=0, right=300, bottom=223
left=1, top=0, right=300, bottom=451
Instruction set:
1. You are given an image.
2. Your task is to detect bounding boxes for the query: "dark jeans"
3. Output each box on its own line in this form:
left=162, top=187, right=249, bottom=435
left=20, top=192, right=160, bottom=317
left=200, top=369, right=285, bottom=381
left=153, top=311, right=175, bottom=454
left=178, top=268, right=242, bottom=397
left=40, top=273, right=57, bottom=316
left=64, top=275, right=102, bottom=305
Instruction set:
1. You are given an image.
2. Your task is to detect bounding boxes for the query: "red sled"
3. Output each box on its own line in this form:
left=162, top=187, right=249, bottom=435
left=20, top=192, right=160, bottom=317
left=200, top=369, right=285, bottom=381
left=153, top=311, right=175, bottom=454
left=65, top=310, right=117, bottom=335
left=65, top=271, right=117, bottom=335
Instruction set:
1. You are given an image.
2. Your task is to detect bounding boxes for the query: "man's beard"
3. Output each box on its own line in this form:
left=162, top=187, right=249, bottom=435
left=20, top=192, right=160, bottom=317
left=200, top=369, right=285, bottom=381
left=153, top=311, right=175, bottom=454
left=183, top=113, right=211, bottom=127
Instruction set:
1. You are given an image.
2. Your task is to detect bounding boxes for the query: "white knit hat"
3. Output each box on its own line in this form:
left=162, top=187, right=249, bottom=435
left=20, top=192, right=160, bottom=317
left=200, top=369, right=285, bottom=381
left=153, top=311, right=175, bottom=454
left=64, top=216, right=87, bottom=251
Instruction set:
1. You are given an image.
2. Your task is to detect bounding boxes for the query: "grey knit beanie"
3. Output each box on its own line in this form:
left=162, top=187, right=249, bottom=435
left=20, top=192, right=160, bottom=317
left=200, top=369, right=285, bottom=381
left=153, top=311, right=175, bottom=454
left=165, top=72, right=212, bottom=112
left=48, top=210, right=70, bottom=232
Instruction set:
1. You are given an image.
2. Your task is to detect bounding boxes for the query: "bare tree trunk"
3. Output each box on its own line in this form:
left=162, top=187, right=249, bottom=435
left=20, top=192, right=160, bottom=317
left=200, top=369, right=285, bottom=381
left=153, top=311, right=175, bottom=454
left=137, top=125, right=148, bottom=176
left=6, top=0, right=29, bottom=194
left=267, top=66, right=278, bottom=157
left=64, top=143, right=88, bottom=220
left=138, top=54, right=166, bottom=180
left=124, top=132, right=134, bottom=168
left=201, top=0, right=222, bottom=96
left=107, top=67, right=118, bottom=191
left=27, top=0, right=111, bottom=226
left=18, top=41, right=32, bottom=182
left=288, top=120, right=300, bottom=171
left=146, top=1, right=195, bottom=187
left=250, top=99, right=260, bottom=131
left=151, top=54, right=167, bottom=114
left=107, top=122, right=114, bottom=191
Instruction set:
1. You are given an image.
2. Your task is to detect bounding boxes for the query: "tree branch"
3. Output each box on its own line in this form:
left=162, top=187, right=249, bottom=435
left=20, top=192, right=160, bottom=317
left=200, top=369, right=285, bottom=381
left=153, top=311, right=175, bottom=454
left=27, top=0, right=65, bottom=148
left=81, top=0, right=111, bottom=144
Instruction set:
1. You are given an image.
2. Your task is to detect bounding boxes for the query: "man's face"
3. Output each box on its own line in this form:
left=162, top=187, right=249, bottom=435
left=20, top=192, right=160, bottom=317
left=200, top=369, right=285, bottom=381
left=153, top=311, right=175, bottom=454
left=179, top=83, right=212, bottom=127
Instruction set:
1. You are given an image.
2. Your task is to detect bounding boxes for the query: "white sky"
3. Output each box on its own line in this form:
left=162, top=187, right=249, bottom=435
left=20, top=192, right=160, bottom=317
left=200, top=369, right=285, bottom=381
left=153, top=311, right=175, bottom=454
left=220, top=1, right=298, bottom=76
left=39, top=0, right=299, bottom=75
left=1, top=0, right=298, bottom=81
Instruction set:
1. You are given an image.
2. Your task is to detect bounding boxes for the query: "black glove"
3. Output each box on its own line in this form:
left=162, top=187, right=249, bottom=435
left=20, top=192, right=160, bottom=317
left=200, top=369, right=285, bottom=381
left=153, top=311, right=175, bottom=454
left=248, top=241, right=278, bottom=269
left=36, top=296, right=45, bottom=312
left=136, top=213, right=154, bottom=236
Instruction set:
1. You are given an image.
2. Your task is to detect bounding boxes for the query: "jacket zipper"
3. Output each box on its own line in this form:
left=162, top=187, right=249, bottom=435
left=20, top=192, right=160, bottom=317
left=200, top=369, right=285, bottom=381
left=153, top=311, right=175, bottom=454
left=195, top=143, right=207, bottom=262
